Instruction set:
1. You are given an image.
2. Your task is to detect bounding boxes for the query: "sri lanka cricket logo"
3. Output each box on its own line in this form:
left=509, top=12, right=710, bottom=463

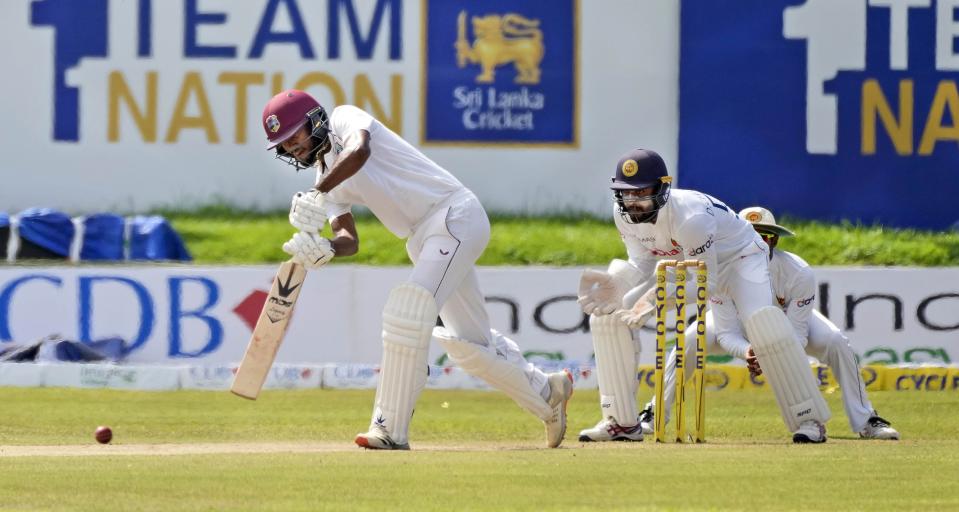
left=455, top=11, right=544, bottom=84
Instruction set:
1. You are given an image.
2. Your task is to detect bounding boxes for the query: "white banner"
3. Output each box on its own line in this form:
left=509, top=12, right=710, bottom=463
left=0, top=265, right=956, bottom=367
left=0, top=0, right=678, bottom=217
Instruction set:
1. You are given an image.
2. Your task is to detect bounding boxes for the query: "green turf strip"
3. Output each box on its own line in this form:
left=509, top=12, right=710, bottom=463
left=160, top=208, right=959, bottom=266
left=1, top=388, right=956, bottom=511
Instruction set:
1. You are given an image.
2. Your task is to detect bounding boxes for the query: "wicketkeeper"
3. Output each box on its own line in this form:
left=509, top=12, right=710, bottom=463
left=577, top=149, right=832, bottom=443
left=640, top=206, right=899, bottom=440
left=262, top=90, right=573, bottom=450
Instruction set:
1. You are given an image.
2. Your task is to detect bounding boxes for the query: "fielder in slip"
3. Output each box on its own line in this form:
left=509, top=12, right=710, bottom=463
left=259, top=89, right=573, bottom=450
left=576, top=149, right=832, bottom=443
left=645, top=206, right=899, bottom=440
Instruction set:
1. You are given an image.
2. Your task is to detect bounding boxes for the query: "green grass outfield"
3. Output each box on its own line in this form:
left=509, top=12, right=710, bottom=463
left=2, top=387, right=956, bottom=511
left=163, top=208, right=959, bottom=266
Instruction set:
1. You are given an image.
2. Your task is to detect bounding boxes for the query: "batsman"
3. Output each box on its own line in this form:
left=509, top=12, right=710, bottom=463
left=261, top=90, right=573, bottom=450
left=576, top=149, right=832, bottom=443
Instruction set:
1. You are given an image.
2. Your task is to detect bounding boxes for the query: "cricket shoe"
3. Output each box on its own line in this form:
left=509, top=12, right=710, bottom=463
left=638, top=404, right=655, bottom=435
left=578, top=417, right=644, bottom=442
left=859, top=414, right=900, bottom=440
left=544, top=369, right=574, bottom=448
left=354, top=425, right=410, bottom=450
left=792, top=420, right=827, bottom=444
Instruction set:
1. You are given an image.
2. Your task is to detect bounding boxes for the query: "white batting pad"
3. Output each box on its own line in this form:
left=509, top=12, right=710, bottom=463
left=373, top=282, right=437, bottom=445
left=744, top=306, right=831, bottom=432
left=435, top=327, right=552, bottom=420
left=590, top=314, right=640, bottom=426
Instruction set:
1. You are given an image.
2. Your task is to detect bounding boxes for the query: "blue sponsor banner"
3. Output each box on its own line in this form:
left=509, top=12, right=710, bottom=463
left=679, top=1, right=959, bottom=229
left=422, top=0, right=577, bottom=145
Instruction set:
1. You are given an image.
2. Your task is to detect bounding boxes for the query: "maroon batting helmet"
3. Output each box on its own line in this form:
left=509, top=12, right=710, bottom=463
left=262, top=90, right=330, bottom=169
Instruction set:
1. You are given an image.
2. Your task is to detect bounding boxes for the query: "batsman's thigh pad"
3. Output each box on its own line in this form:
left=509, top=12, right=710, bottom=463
left=435, top=327, right=551, bottom=420
left=375, top=282, right=438, bottom=443
left=590, top=314, right=639, bottom=425
left=744, top=306, right=831, bottom=431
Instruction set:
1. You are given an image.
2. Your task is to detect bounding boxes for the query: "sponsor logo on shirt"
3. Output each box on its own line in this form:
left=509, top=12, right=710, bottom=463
left=687, top=235, right=714, bottom=256
left=651, top=248, right=681, bottom=257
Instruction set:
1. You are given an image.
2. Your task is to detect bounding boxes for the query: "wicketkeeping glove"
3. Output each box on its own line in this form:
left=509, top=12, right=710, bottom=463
left=618, top=286, right=659, bottom=328
left=289, top=190, right=327, bottom=233
left=282, top=231, right=335, bottom=270
left=577, top=263, right=639, bottom=317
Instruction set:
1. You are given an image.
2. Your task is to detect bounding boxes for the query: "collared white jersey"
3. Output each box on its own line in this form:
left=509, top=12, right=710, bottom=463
left=769, top=249, right=817, bottom=342
left=318, top=105, right=467, bottom=238
left=616, top=188, right=766, bottom=293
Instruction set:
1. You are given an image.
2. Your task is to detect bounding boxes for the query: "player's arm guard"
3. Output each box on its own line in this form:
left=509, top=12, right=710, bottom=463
left=289, top=190, right=328, bottom=232
left=282, top=232, right=335, bottom=269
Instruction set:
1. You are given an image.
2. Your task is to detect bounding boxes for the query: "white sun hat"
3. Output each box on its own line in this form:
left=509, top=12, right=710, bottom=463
left=738, top=206, right=795, bottom=237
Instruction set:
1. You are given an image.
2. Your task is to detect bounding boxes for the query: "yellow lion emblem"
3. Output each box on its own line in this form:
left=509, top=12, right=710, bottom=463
left=455, top=11, right=544, bottom=85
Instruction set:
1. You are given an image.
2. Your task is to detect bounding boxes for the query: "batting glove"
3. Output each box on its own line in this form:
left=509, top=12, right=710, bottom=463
left=282, top=231, right=335, bottom=270
left=289, top=190, right=327, bottom=233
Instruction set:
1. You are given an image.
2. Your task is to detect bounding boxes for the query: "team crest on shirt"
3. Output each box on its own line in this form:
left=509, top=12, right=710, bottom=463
left=777, top=296, right=786, bottom=307
left=329, top=134, right=344, bottom=155
left=266, top=114, right=281, bottom=133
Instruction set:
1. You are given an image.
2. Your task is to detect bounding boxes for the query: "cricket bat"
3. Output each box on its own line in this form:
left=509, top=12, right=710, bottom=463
left=231, top=259, right=308, bottom=400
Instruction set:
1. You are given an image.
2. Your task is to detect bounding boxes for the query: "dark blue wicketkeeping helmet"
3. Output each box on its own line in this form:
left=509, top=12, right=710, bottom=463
left=610, top=149, right=672, bottom=224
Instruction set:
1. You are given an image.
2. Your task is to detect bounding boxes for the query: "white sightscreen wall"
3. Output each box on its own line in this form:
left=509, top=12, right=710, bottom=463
left=0, top=0, right=679, bottom=216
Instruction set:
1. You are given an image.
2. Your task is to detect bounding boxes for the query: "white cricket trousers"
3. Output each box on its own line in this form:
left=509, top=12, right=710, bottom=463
left=661, top=309, right=875, bottom=432
left=404, top=191, right=548, bottom=393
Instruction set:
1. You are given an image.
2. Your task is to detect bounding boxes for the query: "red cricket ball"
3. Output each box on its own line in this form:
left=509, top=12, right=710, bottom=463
left=95, top=426, right=113, bottom=444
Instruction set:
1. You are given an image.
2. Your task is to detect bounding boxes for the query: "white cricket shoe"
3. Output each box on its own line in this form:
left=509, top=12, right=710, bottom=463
left=578, top=417, right=644, bottom=442
left=859, top=414, right=900, bottom=440
left=354, top=424, right=410, bottom=450
left=638, top=404, right=655, bottom=435
left=792, top=420, right=827, bottom=444
left=544, top=370, right=574, bottom=448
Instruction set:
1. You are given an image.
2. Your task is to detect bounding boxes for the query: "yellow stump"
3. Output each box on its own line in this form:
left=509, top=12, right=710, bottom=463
left=694, top=261, right=707, bottom=443
left=654, top=262, right=668, bottom=443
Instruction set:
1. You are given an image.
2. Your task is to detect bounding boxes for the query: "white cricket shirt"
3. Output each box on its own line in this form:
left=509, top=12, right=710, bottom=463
left=616, top=188, right=766, bottom=293
left=712, top=249, right=817, bottom=357
left=318, top=105, right=467, bottom=238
